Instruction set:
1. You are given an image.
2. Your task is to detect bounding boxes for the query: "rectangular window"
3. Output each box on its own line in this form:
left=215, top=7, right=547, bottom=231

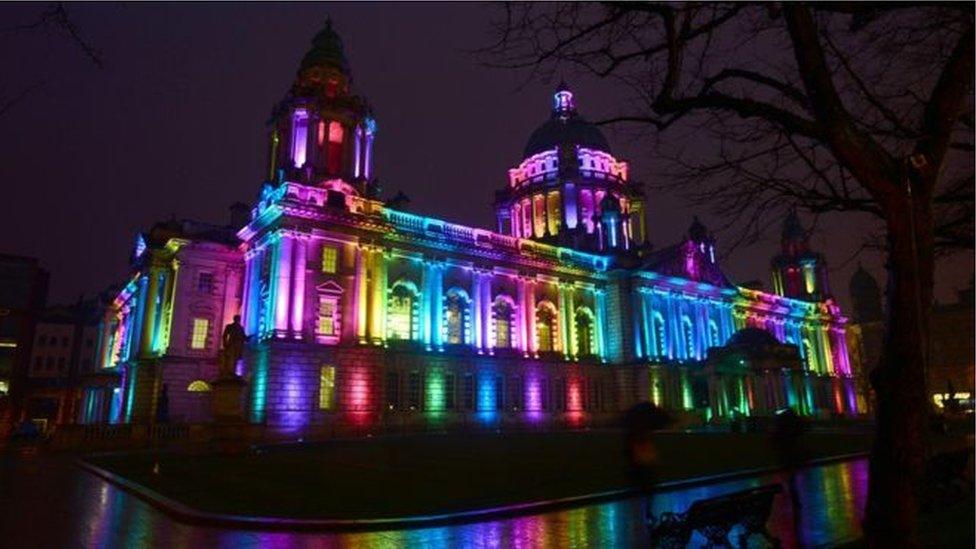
left=321, top=246, right=338, bottom=274
left=198, top=272, right=214, bottom=294
left=496, top=316, right=511, bottom=349
left=546, top=191, right=561, bottom=235
left=408, top=371, right=421, bottom=410
left=533, top=194, right=546, bottom=238
left=291, top=109, right=309, bottom=167
left=319, top=366, right=335, bottom=410
left=587, top=379, right=598, bottom=411
left=540, top=377, right=549, bottom=411
left=386, top=372, right=400, bottom=410
left=317, top=296, right=338, bottom=336
left=190, top=318, right=209, bottom=350
left=462, top=373, right=475, bottom=410
left=509, top=375, right=522, bottom=411
left=553, top=378, right=565, bottom=411
left=494, top=376, right=504, bottom=411
left=445, top=373, right=456, bottom=411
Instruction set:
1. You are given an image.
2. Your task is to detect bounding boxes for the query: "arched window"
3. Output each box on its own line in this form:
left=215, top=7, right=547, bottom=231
left=326, top=121, right=344, bottom=174
left=388, top=281, right=419, bottom=341
left=802, top=338, right=815, bottom=371
left=187, top=380, right=211, bottom=392
left=291, top=109, right=309, bottom=167
left=536, top=301, right=559, bottom=352
left=533, top=195, right=546, bottom=238
left=444, top=289, right=471, bottom=345
left=546, top=191, right=561, bottom=235
left=708, top=320, right=721, bottom=347
left=652, top=312, right=667, bottom=357
left=493, top=297, right=516, bottom=349
left=521, top=199, right=532, bottom=237
left=580, top=190, right=594, bottom=233
left=575, top=308, right=595, bottom=357
left=682, top=316, right=695, bottom=359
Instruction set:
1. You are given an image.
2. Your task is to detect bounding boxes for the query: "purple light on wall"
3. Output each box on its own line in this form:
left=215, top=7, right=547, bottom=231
left=525, top=374, right=542, bottom=412
left=291, top=109, right=309, bottom=167
left=278, top=358, right=311, bottom=434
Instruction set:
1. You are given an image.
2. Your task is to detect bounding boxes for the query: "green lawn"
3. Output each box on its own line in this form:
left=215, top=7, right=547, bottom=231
left=88, top=430, right=873, bottom=519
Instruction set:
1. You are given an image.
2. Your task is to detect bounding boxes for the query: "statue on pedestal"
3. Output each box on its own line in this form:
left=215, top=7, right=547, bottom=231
left=220, top=315, right=247, bottom=378
left=212, top=314, right=248, bottom=426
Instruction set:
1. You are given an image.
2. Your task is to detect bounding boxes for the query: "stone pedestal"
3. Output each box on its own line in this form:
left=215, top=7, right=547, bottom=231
left=210, top=375, right=248, bottom=454
left=211, top=376, right=246, bottom=423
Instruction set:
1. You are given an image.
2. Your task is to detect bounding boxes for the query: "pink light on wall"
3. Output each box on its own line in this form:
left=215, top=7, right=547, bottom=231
left=290, top=238, right=306, bottom=338
left=833, top=379, right=845, bottom=414
left=566, top=376, right=585, bottom=426
left=345, top=366, right=372, bottom=426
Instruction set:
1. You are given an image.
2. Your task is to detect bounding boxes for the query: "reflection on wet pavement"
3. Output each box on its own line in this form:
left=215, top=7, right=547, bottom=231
left=0, top=448, right=867, bottom=548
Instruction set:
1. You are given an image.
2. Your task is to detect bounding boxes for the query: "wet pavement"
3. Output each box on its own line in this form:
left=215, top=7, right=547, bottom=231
left=0, top=445, right=866, bottom=548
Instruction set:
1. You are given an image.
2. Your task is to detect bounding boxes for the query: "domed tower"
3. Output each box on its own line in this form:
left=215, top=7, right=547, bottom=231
left=770, top=209, right=831, bottom=301
left=266, top=19, right=378, bottom=197
left=494, top=83, right=646, bottom=254
left=849, top=264, right=883, bottom=322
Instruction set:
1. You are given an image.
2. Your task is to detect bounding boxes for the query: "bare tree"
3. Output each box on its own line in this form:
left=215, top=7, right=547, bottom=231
left=484, top=3, right=973, bottom=545
left=0, top=3, right=102, bottom=117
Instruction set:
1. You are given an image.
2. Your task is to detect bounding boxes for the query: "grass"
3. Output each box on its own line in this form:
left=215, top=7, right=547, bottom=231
left=87, top=430, right=874, bottom=520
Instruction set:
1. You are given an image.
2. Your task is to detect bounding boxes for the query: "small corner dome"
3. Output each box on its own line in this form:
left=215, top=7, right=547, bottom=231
left=523, top=84, right=611, bottom=157
left=849, top=264, right=879, bottom=294
left=299, top=18, right=351, bottom=75
left=727, top=327, right=780, bottom=348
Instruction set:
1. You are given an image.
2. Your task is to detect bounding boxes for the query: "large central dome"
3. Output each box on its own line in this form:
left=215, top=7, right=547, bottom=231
left=523, top=84, right=611, bottom=157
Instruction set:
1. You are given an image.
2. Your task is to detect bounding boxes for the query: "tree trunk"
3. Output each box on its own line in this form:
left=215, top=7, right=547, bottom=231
left=865, top=191, right=934, bottom=547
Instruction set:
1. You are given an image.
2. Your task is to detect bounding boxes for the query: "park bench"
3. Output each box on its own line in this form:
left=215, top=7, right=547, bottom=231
left=648, top=483, right=783, bottom=548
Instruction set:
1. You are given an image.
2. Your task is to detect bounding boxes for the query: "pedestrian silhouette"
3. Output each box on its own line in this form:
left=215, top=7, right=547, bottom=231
left=772, top=407, right=806, bottom=546
left=156, top=383, right=170, bottom=423
left=623, top=402, right=671, bottom=523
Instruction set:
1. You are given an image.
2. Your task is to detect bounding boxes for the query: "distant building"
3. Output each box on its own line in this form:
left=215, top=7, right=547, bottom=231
left=847, top=268, right=974, bottom=413
left=92, top=21, right=858, bottom=437
left=0, top=254, right=49, bottom=436
left=22, top=299, right=104, bottom=432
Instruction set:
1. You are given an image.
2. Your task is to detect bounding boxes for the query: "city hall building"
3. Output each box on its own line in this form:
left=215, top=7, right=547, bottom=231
left=81, top=22, right=858, bottom=435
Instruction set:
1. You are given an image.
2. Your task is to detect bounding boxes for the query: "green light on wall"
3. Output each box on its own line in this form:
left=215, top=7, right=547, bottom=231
left=680, top=370, right=694, bottom=410
left=425, top=368, right=445, bottom=417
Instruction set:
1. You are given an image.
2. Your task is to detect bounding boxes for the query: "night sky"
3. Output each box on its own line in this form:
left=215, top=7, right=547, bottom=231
left=0, top=3, right=971, bottom=310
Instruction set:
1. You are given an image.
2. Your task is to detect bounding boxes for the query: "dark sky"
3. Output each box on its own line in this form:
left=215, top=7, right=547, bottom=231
left=0, top=3, right=971, bottom=311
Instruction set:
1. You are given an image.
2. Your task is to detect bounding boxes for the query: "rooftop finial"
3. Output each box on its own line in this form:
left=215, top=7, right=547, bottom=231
left=553, top=80, right=576, bottom=115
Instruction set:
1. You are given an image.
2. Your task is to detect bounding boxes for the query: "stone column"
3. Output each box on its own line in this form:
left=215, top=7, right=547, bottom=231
left=421, top=260, right=432, bottom=349
left=354, top=245, right=367, bottom=342
left=290, top=235, right=307, bottom=338
left=368, top=247, right=387, bottom=344
left=517, top=276, right=528, bottom=355
left=240, top=249, right=255, bottom=335
left=431, top=263, right=443, bottom=350
left=594, top=288, right=606, bottom=362
left=638, top=290, right=651, bottom=359
left=566, top=286, right=572, bottom=359
left=472, top=272, right=483, bottom=351
left=96, top=307, right=115, bottom=369
left=526, top=279, right=537, bottom=356
left=482, top=272, right=493, bottom=351
left=558, top=283, right=569, bottom=358
left=274, top=233, right=293, bottom=336
left=139, top=269, right=161, bottom=356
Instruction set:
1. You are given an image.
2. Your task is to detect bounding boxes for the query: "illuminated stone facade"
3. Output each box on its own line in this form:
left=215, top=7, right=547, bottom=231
left=87, top=21, right=858, bottom=433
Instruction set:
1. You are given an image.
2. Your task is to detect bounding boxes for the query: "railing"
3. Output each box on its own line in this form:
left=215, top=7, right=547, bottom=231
left=82, top=423, right=132, bottom=441
left=148, top=423, right=190, bottom=440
